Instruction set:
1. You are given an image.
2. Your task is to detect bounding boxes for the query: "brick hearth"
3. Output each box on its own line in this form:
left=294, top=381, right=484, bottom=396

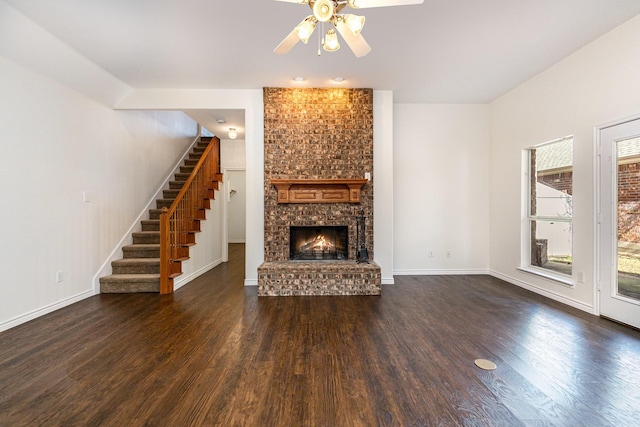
left=258, top=87, right=381, bottom=296
left=258, top=261, right=381, bottom=296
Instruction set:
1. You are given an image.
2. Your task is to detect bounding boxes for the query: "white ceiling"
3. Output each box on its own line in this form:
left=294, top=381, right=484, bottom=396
left=5, top=0, right=640, bottom=105
left=183, top=109, right=245, bottom=140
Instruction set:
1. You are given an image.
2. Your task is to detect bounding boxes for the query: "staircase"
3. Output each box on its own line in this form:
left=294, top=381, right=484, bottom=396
left=100, top=136, right=220, bottom=293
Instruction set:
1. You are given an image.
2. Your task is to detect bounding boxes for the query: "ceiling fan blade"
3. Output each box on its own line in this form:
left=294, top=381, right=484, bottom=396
left=348, top=0, right=423, bottom=8
left=335, top=20, right=371, bottom=57
left=274, top=29, right=301, bottom=54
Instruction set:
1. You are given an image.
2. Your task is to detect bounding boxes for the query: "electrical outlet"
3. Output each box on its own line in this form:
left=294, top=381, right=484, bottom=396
left=56, top=271, right=64, bottom=283
left=577, top=272, right=585, bottom=283
left=428, top=251, right=434, bottom=258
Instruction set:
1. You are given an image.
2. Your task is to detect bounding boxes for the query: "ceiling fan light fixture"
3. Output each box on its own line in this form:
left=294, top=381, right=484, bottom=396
left=312, top=0, right=335, bottom=22
left=344, top=14, right=365, bottom=36
left=228, top=128, right=238, bottom=140
left=323, top=28, right=340, bottom=52
left=295, top=17, right=317, bottom=43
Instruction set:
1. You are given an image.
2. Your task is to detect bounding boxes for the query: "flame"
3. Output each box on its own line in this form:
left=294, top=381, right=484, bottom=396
left=300, top=234, right=335, bottom=252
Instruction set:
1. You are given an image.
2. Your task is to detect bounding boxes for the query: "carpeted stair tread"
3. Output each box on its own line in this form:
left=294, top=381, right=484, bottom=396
left=123, top=244, right=160, bottom=258
left=156, top=199, right=175, bottom=208
left=141, top=220, right=160, bottom=231
left=163, top=189, right=181, bottom=198
left=99, top=274, right=160, bottom=293
left=148, top=209, right=163, bottom=220
left=112, top=258, right=160, bottom=274
left=132, top=231, right=160, bottom=244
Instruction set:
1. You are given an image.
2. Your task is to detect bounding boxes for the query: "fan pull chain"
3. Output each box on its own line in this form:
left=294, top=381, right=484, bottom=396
left=318, top=22, right=323, bottom=56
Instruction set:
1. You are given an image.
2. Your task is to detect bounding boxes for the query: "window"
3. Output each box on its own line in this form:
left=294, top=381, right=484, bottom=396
left=525, top=136, right=573, bottom=279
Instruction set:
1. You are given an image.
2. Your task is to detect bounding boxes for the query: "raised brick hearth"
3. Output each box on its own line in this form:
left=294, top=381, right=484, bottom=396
left=258, top=261, right=381, bottom=296
left=258, top=87, right=381, bottom=296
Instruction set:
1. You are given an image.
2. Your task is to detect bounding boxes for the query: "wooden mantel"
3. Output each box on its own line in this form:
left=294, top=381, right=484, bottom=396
left=271, top=178, right=368, bottom=204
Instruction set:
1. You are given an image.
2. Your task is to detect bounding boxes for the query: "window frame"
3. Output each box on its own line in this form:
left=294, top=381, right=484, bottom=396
left=520, top=136, right=574, bottom=286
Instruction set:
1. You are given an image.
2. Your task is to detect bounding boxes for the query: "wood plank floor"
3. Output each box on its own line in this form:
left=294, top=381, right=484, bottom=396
left=1, top=244, right=639, bottom=426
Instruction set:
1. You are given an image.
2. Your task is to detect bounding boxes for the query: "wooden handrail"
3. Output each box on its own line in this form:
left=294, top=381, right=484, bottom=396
left=159, top=137, right=221, bottom=294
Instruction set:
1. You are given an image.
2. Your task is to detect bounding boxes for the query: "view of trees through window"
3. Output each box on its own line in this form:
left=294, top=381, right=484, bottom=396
left=616, top=137, right=640, bottom=300
left=528, top=137, right=573, bottom=277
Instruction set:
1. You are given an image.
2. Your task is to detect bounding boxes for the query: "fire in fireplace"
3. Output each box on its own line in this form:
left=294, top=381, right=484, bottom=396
left=290, top=226, right=348, bottom=260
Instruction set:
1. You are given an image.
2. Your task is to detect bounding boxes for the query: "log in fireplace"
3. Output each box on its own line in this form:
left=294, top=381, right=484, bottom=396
left=290, top=226, right=348, bottom=260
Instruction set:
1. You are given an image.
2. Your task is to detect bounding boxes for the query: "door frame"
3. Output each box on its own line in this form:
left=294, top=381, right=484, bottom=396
left=221, top=167, right=247, bottom=263
left=595, top=113, right=640, bottom=321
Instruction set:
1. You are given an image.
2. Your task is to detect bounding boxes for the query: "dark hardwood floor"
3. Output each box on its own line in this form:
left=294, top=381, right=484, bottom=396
left=1, top=244, right=639, bottom=426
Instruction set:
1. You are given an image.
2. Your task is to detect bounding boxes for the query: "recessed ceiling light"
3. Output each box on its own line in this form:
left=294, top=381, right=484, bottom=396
left=333, top=77, right=345, bottom=83
left=217, top=118, right=226, bottom=124
left=293, top=76, right=305, bottom=82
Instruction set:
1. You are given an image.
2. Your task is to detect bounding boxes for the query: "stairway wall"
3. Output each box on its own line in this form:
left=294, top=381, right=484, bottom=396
left=0, top=55, right=198, bottom=331
left=173, top=194, right=224, bottom=291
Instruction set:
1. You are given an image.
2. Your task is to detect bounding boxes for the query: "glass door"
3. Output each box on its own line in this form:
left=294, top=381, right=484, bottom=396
left=598, top=118, right=640, bottom=329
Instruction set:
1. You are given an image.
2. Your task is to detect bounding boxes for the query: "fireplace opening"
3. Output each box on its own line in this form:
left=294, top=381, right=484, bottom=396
left=290, top=226, right=348, bottom=260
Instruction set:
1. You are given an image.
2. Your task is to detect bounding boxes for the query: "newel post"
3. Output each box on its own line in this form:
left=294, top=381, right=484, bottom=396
left=159, top=207, right=173, bottom=294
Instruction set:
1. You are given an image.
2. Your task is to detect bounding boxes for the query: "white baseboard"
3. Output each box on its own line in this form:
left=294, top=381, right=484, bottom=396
left=489, top=270, right=596, bottom=314
left=0, top=289, right=95, bottom=332
left=382, top=277, right=395, bottom=285
left=244, top=279, right=258, bottom=287
left=228, top=239, right=246, bottom=244
left=393, top=268, right=489, bottom=276
left=174, top=258, right=224, bottom=291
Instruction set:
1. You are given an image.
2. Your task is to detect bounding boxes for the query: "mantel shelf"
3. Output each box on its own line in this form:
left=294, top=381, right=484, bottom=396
left=271, top=178, right=368, bottom=204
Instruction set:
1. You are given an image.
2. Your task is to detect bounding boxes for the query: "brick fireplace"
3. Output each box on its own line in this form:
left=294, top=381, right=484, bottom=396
left=258, top=87, right=381, bottom=296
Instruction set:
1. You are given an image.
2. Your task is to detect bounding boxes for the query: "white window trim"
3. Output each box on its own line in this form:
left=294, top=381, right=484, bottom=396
left=521, top=136, right=574, bottom=285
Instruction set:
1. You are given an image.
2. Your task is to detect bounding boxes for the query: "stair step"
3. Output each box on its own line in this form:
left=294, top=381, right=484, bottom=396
left=112, top=258, right=160, bottom=274
left=193, top=146, right=206, bottom=154
left=184, top=159, right=199, bottom=166
left=148, top=209, right=162, bottom=220
left=163, top=189, right=180, bottom=199
left=141, top=219, right=159, bottom=231
left=174, top=173, right=190, bottom=181
left=180, top=165, right=195, bottom=174
left=99, top=274, right=160, bottom=293
left=169, top=181, right=185, bottom=190
left=123, top=244, right=160, bottom=258
left=132, top=231, right=160, bottom=244
left=156, top=199, right=174, bottom=209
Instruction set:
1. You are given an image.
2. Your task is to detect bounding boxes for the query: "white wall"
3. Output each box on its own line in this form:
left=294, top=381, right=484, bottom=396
left=175, top=191, right=224, bottom=290
left=489, top=14, right=640, bottom=312
left=221, top=139, right=246, bottom=169
left=393, top=104, right=491, bottom=274
left=0, top=56, right=197, bottom=331
left=373, top=90, right=395, bottom=284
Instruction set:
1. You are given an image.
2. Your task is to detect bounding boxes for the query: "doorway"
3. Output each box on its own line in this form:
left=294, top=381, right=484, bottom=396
left=598, top=117, right=640, bottom=329
left=225, top=168, right=246, bottom=244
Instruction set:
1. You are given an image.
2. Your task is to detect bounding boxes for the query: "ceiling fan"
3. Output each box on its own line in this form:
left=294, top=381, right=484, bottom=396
left=274, top=0, right=424, bottom=58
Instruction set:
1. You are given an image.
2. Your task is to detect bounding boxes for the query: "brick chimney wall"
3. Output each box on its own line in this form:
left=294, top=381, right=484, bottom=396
left=263, top=87, right=374, bottom=262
